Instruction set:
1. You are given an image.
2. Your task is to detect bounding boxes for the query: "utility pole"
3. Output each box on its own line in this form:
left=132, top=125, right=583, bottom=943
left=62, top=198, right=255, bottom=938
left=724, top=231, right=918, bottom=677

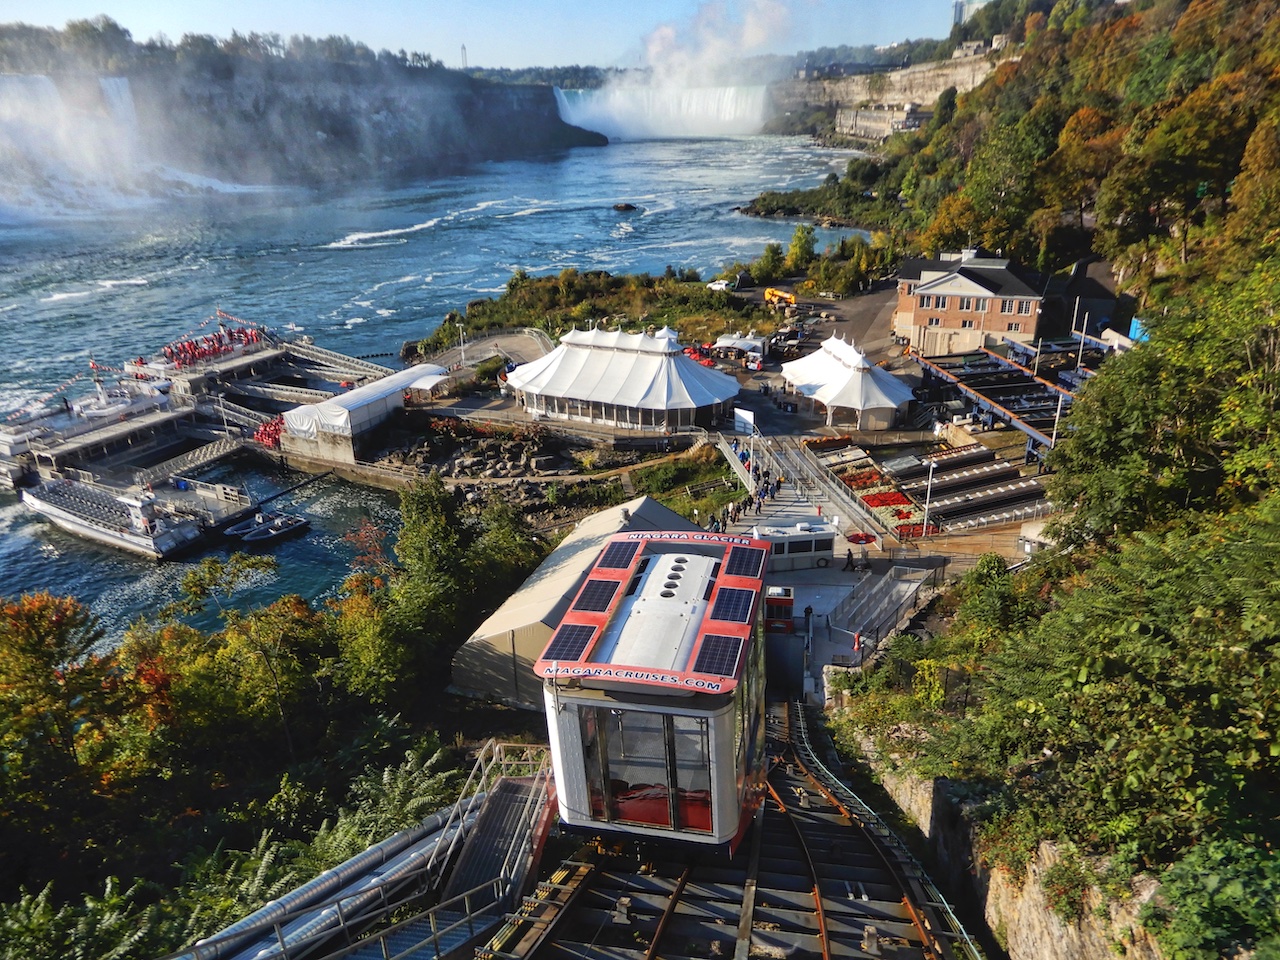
left=921, top=459, right=936, bottom=541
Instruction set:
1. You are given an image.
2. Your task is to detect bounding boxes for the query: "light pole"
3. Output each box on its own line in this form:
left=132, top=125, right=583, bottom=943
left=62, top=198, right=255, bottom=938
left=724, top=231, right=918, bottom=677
left=921, top=460, right=936, bottom=541
left=455, top=322, right=466, bottom=367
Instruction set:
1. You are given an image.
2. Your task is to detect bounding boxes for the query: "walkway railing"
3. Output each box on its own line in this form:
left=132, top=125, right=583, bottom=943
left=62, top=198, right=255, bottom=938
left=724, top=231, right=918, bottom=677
left=285, top=339, right=394, bottom=378
left=158, top=742, right=548, bottom=960
left=828, top=565, right=935, bottom=657
left=774, top=436, right=893, bottom=547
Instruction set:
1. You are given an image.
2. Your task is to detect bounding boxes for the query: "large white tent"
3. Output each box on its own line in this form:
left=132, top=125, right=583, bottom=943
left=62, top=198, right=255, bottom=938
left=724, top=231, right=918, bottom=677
left=504, top=329, right=740, bottom=430
left=282, top=364, right=448, bottom=440
left=780, top=336, right=915, bottom=428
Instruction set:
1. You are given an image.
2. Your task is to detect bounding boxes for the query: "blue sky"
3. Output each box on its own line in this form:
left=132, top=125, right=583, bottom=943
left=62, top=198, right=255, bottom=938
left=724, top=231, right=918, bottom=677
left=5, top=1, right=957, bottom=69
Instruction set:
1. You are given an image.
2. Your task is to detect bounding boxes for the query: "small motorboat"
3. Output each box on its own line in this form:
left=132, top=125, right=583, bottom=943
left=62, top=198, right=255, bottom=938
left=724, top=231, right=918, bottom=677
left=240, top=513, right=310, bottom=543
left=225, top=511, right=282, bottom=537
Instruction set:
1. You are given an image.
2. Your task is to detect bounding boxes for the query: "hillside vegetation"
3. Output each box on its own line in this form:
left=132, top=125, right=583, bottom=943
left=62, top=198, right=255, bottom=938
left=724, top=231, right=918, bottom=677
left=765, top=1, right=1280, bottom=956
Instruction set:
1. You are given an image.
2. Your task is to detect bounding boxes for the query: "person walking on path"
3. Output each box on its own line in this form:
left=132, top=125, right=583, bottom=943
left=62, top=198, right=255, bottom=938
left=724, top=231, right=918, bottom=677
left=842, top=548, right=856, bottom=571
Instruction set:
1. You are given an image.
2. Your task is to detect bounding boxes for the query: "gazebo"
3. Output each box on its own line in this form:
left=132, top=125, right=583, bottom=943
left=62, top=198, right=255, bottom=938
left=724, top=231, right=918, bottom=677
left=780, top=336, right=915, bottom=428
left=504, top=328, right=740, bottom=430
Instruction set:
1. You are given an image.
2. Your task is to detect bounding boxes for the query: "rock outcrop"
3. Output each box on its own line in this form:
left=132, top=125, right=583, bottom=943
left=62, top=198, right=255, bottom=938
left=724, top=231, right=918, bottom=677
left=770, top=57, right=997, bottom=141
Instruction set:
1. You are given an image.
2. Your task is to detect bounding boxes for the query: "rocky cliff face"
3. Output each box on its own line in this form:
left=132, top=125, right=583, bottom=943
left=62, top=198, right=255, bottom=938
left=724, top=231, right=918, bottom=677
left=770, top=57, right=996, bottom=133
left=128, top=64, right=606, bottom=185
left=844, top=728, right=1166, bottom=960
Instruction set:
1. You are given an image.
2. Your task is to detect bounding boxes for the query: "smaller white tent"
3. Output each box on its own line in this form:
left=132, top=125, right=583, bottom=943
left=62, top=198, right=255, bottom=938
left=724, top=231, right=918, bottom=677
left=780, top=336, right=914, bottom=428
left=713, top=331, right=765, bottom=356
left=283, top=364, right=448, bottom=440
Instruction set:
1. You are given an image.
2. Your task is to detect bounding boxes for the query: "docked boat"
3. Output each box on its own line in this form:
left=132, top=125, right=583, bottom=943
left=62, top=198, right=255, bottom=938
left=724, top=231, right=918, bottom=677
left=73, top=379, right=169, bottom=420
left=224, top=511, right=283, bottom=538
left=240, top=513, right=309, bottom=543
left=20, top=478, right=205, bottom=559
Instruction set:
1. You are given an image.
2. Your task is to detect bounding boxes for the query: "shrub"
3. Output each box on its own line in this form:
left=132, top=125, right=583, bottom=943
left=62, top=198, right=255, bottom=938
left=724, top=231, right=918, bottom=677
left=1043, top=854, right=1095, bottom=925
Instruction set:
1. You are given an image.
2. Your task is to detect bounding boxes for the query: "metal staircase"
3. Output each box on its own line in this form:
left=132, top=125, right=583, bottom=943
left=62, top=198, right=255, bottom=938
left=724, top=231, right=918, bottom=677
left=133, top=437, right=245, bottom=488
left=200, top=397, right=272, bottom=428
left=155, top=743, right=550, bottom=960
left=324, top=746, right=552, bottom=960
left=285, top=340, right=395, bottom=379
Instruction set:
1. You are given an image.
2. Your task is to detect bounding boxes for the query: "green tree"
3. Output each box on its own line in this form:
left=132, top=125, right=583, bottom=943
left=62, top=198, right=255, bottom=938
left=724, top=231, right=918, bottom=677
left=1222, top=114, right=1280, bottom=276
left=751, top=243, right=786, bottom=284
left=786, top=224, right=818, bottom=273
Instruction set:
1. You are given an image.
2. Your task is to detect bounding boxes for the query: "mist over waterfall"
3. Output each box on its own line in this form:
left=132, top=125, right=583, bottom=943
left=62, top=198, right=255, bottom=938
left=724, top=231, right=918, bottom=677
left=0, top=74, right=151, bottom=218
left=555, top=85, right=768, bottom=140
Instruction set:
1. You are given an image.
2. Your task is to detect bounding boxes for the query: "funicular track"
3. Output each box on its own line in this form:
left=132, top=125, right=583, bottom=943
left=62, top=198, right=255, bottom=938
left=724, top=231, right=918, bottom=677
left=492, top=703, right=981, bottom=960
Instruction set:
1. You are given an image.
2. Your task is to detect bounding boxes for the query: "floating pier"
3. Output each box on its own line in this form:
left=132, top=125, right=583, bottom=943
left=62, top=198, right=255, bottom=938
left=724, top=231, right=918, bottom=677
left=3, top=313, right=402, bottom=558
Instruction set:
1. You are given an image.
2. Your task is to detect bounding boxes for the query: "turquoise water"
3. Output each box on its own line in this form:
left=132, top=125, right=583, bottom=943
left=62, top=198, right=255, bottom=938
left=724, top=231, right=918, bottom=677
left=0, top=137, right=861, bottom=638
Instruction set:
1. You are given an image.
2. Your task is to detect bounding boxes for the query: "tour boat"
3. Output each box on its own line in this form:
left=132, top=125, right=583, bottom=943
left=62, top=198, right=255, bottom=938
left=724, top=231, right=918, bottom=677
left=20, top=478, right=205, bottom=559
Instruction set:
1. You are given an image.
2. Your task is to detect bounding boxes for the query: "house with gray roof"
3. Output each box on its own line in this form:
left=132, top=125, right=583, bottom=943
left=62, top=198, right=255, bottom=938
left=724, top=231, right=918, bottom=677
left=893, top=247, right=1052, bottom=354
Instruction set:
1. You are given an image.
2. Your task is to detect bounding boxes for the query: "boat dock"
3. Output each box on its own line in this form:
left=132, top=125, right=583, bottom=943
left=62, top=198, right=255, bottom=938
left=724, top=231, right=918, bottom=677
left=3, top=315, right=400, bottom=558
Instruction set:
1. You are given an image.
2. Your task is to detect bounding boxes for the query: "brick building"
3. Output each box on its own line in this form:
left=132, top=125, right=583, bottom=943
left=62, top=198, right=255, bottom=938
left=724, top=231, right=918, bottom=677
left=893, top=248, right=1052, bottom=355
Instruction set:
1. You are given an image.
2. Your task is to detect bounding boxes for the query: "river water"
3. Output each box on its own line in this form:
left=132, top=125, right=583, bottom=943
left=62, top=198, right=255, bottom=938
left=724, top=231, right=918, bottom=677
left=0, top=135, right=859, bottom=639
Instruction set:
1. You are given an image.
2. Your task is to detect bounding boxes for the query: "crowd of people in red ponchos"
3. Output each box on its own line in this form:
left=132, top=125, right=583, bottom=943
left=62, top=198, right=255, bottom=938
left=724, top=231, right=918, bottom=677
left=254, top=416, right=284, bottom=448
left=160, top=325, right=263, bottom=369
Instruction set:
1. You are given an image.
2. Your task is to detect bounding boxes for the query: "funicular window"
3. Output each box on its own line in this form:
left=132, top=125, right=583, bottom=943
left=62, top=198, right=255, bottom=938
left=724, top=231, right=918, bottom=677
left=672, top=716, right=712, bottom=833
left=579, top=705, right=608, bottom=820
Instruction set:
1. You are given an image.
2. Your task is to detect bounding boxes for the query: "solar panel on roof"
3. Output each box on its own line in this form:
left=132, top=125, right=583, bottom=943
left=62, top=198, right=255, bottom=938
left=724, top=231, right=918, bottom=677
left=710, top=587, right=756, bottom=623
left=598, top=541, right=640, bottom=569
left=724, top=546, right=765, bottom=580
left=543, top=624, right=596, bottom=662
left=693, top=634, right=743, bottom=677
left=573, top=579, right=620, bottom=613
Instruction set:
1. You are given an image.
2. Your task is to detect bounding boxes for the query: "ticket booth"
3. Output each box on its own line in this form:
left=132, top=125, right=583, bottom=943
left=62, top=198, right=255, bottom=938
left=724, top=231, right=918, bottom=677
left=764, top=585, right=794, bottom=633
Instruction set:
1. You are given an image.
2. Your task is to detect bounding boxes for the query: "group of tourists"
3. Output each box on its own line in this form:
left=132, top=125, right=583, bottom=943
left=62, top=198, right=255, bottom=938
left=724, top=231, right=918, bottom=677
left=253, top=416, right=284, bottom=448
left=161, top=324, right=263, bottom=369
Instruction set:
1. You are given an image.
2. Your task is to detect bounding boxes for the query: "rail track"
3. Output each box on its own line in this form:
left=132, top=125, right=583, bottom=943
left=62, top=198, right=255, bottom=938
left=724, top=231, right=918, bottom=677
left=479, top=701, right=982, bottom=960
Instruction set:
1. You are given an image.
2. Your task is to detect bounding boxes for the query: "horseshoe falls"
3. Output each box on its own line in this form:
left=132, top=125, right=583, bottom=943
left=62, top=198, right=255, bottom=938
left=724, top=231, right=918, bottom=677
left=555, top=85, right=768, bottom=140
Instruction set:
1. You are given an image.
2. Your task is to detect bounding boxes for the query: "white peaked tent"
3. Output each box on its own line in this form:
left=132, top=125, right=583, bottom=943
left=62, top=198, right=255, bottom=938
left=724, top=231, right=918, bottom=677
left=505, top=328, right=740, bottom=429
left=780, top=336, right=914, bottom=428
left=283, top=364, right=448, bottom=440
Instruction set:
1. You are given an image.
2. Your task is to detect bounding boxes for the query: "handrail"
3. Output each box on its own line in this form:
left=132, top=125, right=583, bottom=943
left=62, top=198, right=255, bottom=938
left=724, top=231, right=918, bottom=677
left=320, top=745, right=552, bottom=960
left=783, top=436, right=894, bottom=545
left=284, top=339, right=394, bottom=378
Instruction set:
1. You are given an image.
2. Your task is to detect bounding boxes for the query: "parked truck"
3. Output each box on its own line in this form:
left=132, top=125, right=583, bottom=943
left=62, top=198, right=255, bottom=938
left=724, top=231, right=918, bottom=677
left=763, top=287, right=797, bottom=307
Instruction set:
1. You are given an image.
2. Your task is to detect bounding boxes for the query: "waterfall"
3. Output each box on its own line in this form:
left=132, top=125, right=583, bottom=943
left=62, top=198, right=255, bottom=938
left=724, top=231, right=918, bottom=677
left=98, top=76, right=140, bottom=161
left=555, top=85, right=768, bottom=140
left=0, top=75, right=146, bottom=217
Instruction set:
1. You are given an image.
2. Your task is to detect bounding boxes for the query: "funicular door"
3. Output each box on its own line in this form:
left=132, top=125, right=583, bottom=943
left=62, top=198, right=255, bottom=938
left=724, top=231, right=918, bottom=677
left=579, top=706, right=712, bottom=835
